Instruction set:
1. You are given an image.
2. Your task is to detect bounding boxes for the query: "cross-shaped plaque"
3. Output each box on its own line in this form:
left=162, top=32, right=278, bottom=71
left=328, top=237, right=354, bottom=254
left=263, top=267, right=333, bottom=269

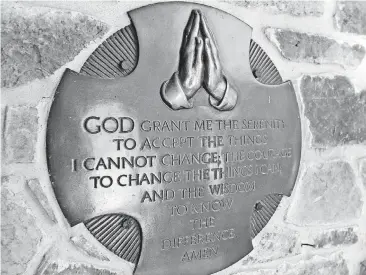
left=47, top=2, right=301, bottom=275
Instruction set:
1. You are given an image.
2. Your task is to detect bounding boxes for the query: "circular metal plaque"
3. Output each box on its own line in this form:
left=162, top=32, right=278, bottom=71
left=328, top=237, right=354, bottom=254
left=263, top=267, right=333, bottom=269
left=47, top=2, right=301, bottom=275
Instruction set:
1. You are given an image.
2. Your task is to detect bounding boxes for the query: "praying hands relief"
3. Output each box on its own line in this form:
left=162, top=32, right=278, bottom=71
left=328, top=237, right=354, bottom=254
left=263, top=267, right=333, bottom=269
left=161, top=10, right=238, bottom=111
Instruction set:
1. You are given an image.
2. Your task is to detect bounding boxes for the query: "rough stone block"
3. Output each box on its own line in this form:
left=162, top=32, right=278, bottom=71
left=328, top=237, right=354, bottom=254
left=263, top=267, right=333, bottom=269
left=1, top=105, right=6, bottom=129
left=39, top=262, right=119, bottom=275
left=286, top=161, right=362, bottom=226
left=236, top=253, right=348, bottom=275
left=361, top=159, right=366, bottom=190
left=4, top=105, right=38, bottom=163
left=1, top=105, right=6, bottom=154
left=1, top=176, right=43, bottom=275
left=236, top=270, right=276, bottom=275
left=334, top=1, right=366, bottom=35
left=278, top=253, right=349, bottom=275
left=70, top=234, right=110, bottom=262
left=27, top=179, right=57, bottom=223
left=360, top=260, right=366, bottom=275
left=243, top=226, right=300, bottom=264
left=265, top=28, right=365, bottom=69
left=311, top=227, right=358, bottom=248
left=1, top=3, right=109, bottom=88
left=223, top=1, right=324, bottom=16
left=300, top=75, right=366, bottom=147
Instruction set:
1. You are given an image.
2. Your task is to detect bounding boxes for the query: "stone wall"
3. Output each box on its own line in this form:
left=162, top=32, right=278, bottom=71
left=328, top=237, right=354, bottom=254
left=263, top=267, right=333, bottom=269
left=1, top=1, right=365, bottom=275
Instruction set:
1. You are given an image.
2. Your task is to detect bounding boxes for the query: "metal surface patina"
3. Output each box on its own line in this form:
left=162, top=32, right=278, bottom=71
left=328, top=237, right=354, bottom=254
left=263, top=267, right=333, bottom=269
left=47, top=2, right=301, bottom=275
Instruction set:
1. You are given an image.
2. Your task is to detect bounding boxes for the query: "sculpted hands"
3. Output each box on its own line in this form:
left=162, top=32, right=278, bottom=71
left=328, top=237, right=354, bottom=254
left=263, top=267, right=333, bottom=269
left=161, top=9, right=237, bottom=111
left=178, top=10, right=225, bottom=100
left=200, top=13, right=226, bottom=101
left=178, top=10, right=203, bottom=99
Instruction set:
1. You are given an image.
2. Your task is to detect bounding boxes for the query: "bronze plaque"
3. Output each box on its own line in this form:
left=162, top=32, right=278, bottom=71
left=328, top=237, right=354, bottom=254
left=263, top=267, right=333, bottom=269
left=47, top=2, right=301, bottom=275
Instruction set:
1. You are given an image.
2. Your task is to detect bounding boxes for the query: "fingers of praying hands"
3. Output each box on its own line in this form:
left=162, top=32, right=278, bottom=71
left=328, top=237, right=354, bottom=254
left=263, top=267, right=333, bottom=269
left=178, top=10, right=204, bottom=99
left=177, top=10, right=226, bottom=101
left=200, top=13, right=226, bottom=101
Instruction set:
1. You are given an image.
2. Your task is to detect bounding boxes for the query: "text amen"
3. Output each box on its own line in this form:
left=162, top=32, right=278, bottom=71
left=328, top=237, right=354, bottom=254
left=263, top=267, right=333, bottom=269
left=181, top=246, right=219, bottom=262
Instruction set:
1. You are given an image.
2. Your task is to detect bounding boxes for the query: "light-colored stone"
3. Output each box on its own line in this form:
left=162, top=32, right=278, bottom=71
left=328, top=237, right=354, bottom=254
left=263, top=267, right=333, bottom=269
left=27, top=179, right=57, bottom=223
left=39, top=261, right=119, bottom=275
left=361, top=159, right=366, bottom=190
left=278, top=253, right=349, bottom=275
left=1, top=106, right=6, bottom=154
left=1, top=106, right=6, bottom=129
left=223, top=1, right=324, bottom=16
left=265, top=28, right=365, bottom=69
left=4, top=105, right=38, bottom=163
left=300, top=76, right=366, bottom=147
left=287, top=161, right=362, bottom=226
left=236, top=270, right=277, bottom=275
left=243, top=226, right=300, bottom=264
left=360, top=260, right=366, bottom=275
left=312, top=227, right=358, bottom=248
left=334, top=1, right=366, bottom=35
left=236, top=253, right=348, bottom=275
left=1, top=3, right=109, bottom=88
left=1, top=176, right=43, bottom=275
left=70, top=235, right=110, bottom=262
